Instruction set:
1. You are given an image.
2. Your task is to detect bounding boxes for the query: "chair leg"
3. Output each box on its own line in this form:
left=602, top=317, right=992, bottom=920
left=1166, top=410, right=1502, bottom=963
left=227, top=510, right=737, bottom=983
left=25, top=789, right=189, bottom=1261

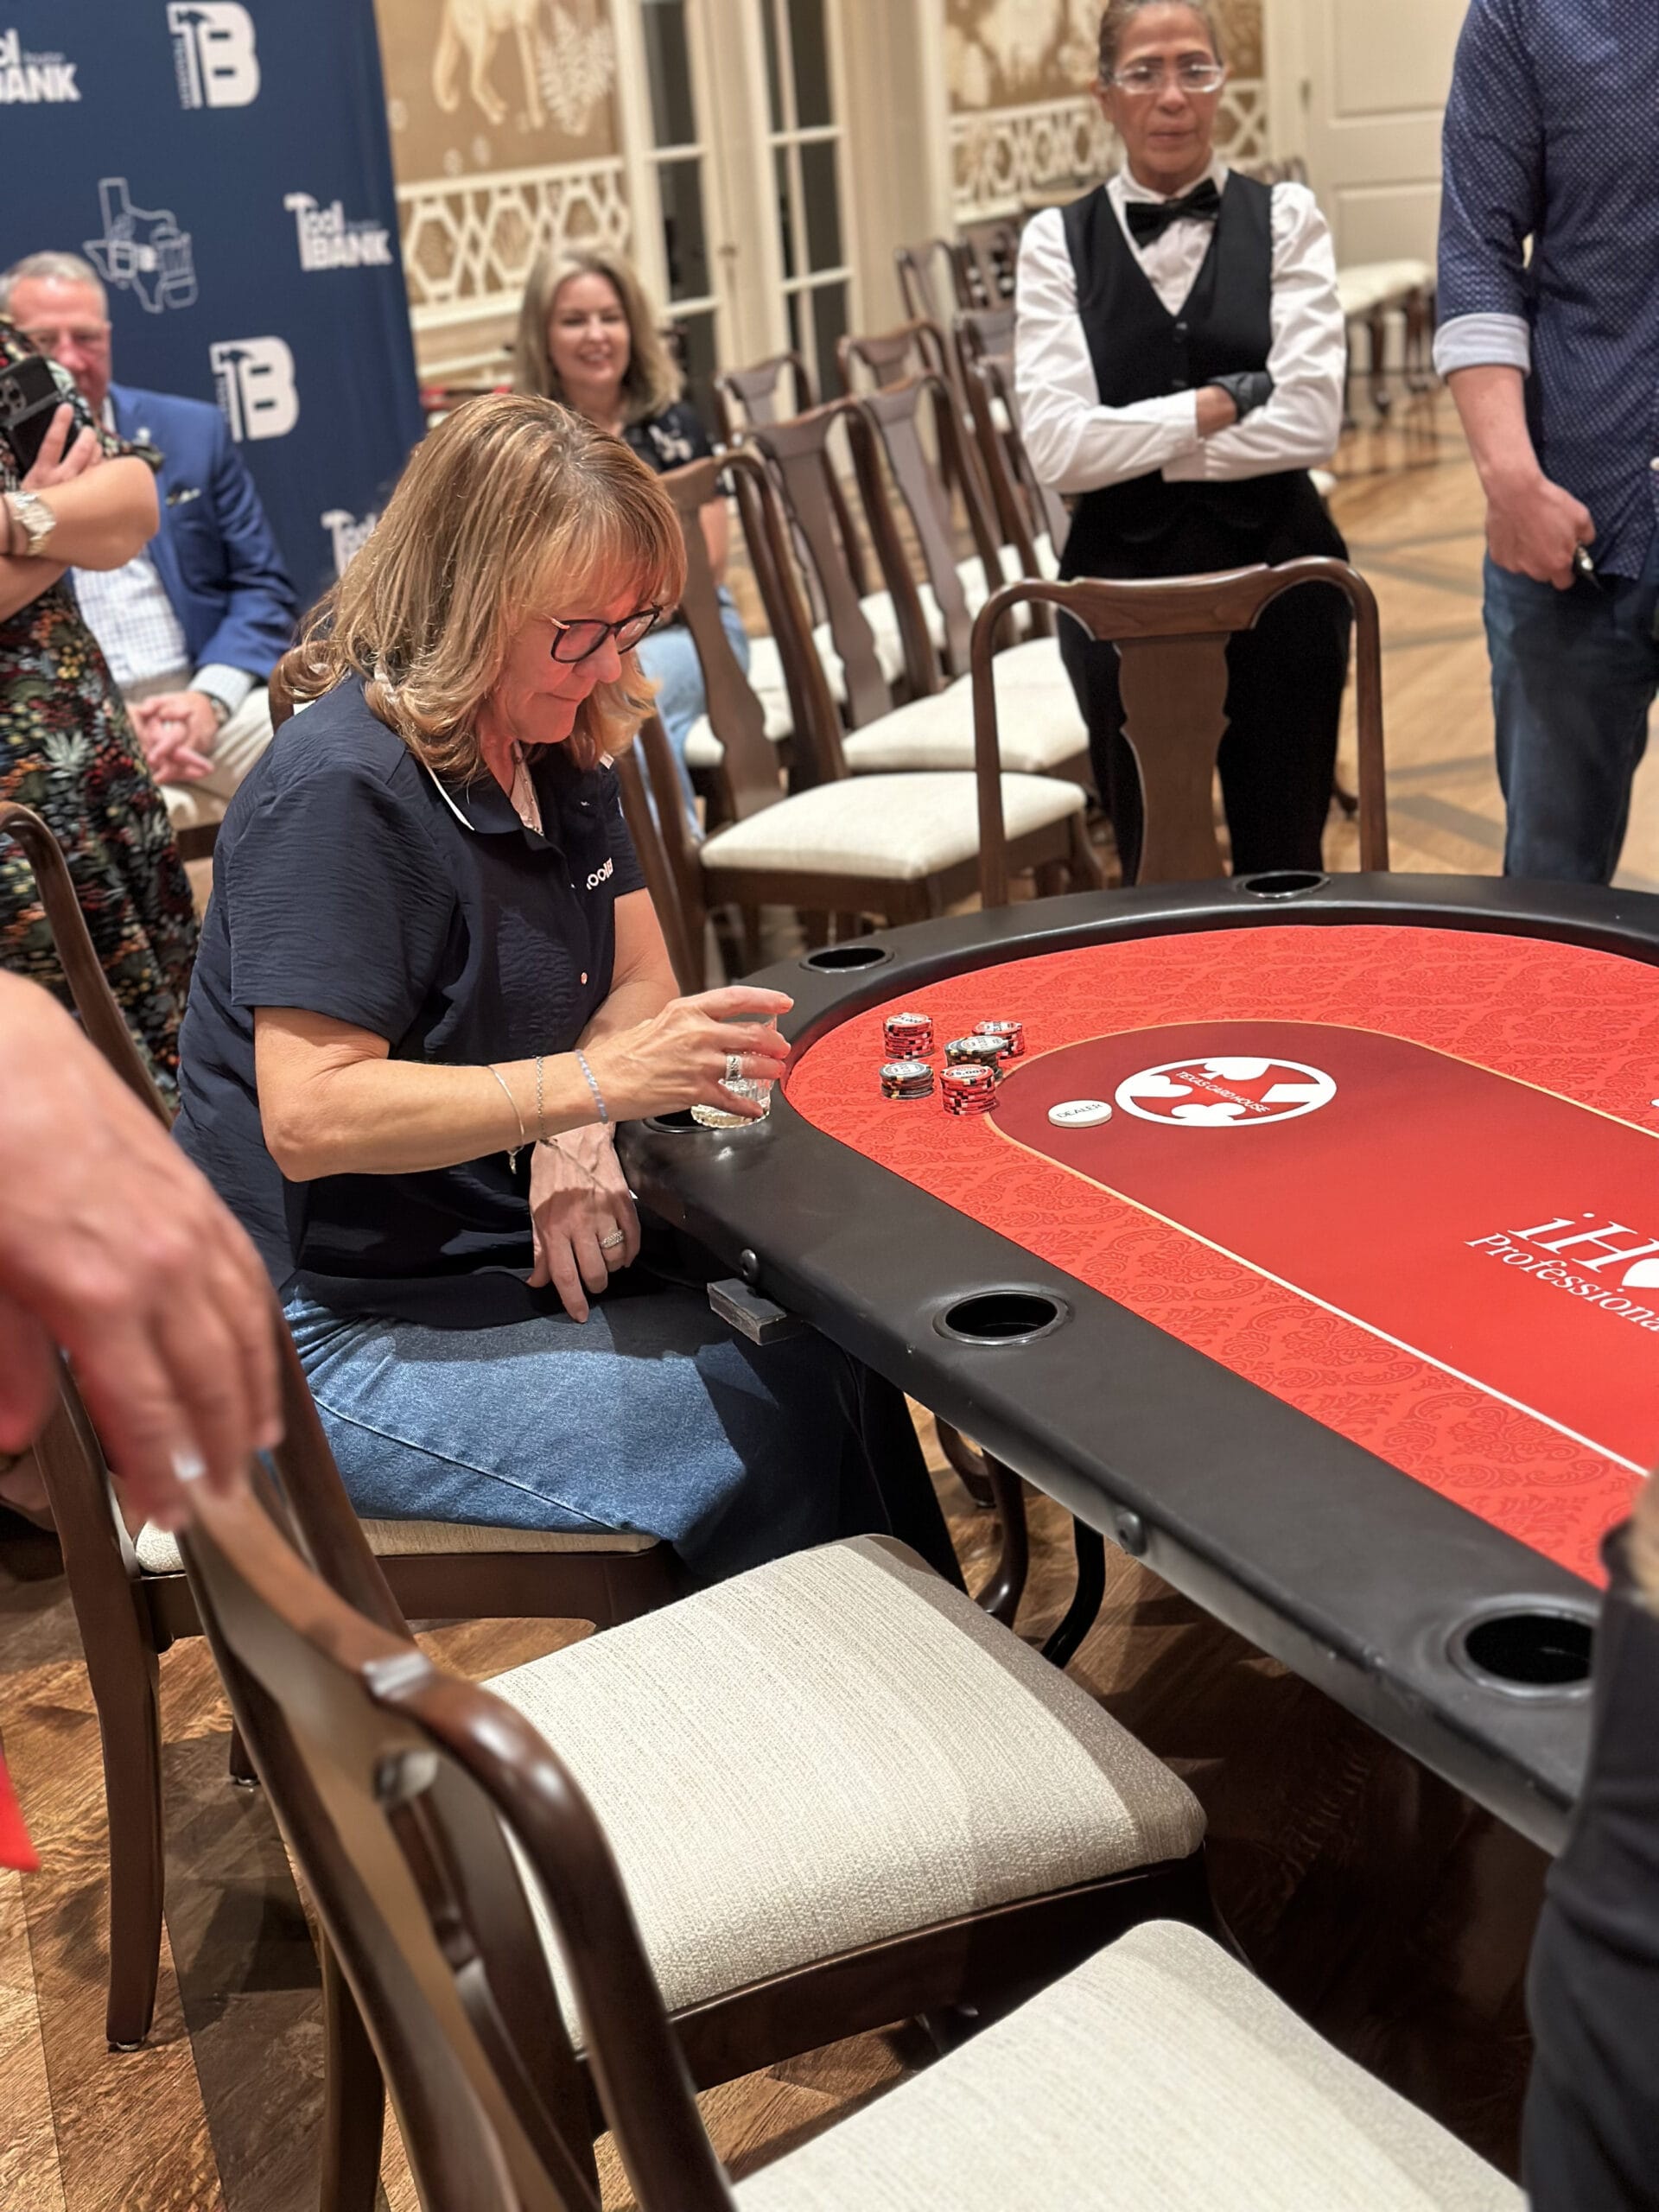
left=320, top=1938, right=385, bottom=2212
left=97, top=1642, right=165, bottom=2049
left=228, top=1724, right=258, bottom=1788
left=1040, top=1517, right=1108, bottom=1670
left=1368, top=307, right=1393, bottom=416
left=973, top=1454, right=1030, bottom=1630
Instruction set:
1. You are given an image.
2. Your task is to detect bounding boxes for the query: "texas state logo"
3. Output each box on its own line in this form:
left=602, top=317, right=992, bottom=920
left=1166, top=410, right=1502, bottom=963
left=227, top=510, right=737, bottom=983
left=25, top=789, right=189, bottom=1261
left=1115, top=1055, right=1337, bottom=1128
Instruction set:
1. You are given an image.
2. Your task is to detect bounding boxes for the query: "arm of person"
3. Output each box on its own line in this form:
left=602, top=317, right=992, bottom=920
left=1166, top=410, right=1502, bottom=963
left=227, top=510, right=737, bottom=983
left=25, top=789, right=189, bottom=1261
left=1014, top=207, right=1207, bottom=495
left=1164, top=187, right=1345, bottom=483
left=1431, top=0, right=1587, bottom=586
left=0, top=404, right=159, bottom=616
left=525, top=888, right=681, bottom=1318
left=0, top=973, right=279, bottom=1525
left=6, top=452, right=159, bottom=570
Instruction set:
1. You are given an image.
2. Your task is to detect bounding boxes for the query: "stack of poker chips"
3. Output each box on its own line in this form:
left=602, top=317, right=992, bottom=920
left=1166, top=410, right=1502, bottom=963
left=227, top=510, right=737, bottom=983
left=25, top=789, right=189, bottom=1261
left=974, top=1018, right=1024, bottom=1060
left=883, top=1011, right=934, bottom=1058
left=880, top=1058, right=935, bottom=1100
left=941, top=1065, right=997, bottom=1116
left=944, top=1033, right=1008, bottom=1077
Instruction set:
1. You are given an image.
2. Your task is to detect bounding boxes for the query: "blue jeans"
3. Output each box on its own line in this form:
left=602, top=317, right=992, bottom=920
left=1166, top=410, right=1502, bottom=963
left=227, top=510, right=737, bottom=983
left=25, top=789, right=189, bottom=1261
left=1485, top=554, right=1659, bottom=884
left=282, top=1281, right=953, bottom=1587
left=636, top=587, right=751, bottom=823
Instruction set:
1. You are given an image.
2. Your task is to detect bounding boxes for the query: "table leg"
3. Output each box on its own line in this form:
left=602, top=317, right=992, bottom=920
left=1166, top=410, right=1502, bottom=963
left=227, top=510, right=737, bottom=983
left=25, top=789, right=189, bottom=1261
left=973, top=1453, right=1030, bottom=1629
left=1041, top=1518, right=1108, bottom=1669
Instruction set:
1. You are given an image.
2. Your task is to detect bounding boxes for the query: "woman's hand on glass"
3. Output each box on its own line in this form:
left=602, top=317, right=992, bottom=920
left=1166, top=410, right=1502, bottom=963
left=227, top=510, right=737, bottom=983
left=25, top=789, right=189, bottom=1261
left=22, top=404, right=102, bottom=492
left=583, top=986, right=793, bottom=1124
left=526, top=1125, right=640, bottom=1323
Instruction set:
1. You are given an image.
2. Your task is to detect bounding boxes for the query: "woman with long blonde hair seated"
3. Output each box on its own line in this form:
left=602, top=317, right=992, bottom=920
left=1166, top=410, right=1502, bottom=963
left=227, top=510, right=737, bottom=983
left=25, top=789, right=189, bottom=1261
left=513, top=247, right=748, bottom=822
left=171, top=396, right=951, bottom=1584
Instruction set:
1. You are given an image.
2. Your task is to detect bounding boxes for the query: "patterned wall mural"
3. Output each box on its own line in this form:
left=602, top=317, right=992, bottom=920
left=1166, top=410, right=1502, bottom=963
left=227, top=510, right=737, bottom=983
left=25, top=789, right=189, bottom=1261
left=373, top=0, right=630, bottom=378
left=943, top=0, right=1268, bottom=219
left=944, top=0, right=1262, bottom=109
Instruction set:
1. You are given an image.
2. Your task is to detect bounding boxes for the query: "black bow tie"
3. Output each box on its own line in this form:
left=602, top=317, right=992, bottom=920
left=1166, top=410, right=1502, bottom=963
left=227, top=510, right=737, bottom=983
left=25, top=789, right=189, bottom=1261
left=1125, top=177, right=1223, bottom=245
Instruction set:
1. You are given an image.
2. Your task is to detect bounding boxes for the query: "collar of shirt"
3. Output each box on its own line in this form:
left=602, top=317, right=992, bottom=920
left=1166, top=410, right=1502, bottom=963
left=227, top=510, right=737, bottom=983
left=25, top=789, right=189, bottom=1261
left=420, top=751, right=601, bottom=851
left=1112, top=154, right=1229, bottom=208
left=1107, top=156, right=1231, bottom=317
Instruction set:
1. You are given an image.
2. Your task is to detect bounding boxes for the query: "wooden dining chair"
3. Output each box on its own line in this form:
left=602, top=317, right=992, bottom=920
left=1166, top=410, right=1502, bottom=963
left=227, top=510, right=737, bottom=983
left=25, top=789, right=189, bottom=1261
left=166, top=1465, right=1511, bottom=2212
left=168, top=1427, right=1213, bottom=2209
left=0, top=799, right=681, bottom=2048
left=633, top=448, right=1098, bottom=944
left=968, top=563, right=1389, bottom=901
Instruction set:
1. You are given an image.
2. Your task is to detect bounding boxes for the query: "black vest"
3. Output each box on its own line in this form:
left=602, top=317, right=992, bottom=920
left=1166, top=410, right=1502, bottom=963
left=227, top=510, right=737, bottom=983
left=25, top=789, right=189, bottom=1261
left=1058, top=173, right=1342, bottom=580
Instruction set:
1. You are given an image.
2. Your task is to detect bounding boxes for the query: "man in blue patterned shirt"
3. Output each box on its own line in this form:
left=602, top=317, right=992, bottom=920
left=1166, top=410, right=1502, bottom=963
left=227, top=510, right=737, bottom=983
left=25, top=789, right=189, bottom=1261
left=1435, top=0, right=1659, bottom=885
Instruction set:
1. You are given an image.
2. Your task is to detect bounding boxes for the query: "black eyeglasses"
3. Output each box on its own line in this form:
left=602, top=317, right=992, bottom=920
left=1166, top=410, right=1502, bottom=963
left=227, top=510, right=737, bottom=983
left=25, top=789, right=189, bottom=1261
left=548, top=607, right=664, bottom=663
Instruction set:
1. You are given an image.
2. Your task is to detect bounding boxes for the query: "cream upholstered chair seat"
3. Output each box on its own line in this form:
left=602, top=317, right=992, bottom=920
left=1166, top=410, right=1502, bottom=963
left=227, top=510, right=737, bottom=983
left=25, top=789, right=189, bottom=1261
left=489, top=1538, right=1204, bottom=2027
left=135, top=1517, right=660, bottom=1575
left=1337, top=258, right=1432, bottom=321
left=696, top=766, right=1085, bottom=880
left=843, top=642, right=1086, bottom=778
left=736, top=1919, right=1521, bottom=2212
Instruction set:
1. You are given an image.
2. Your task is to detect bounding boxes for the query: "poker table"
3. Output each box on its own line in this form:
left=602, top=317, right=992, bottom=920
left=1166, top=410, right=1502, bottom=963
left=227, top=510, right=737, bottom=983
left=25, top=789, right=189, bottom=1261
left=619, top=874, right=1659, bottom=1853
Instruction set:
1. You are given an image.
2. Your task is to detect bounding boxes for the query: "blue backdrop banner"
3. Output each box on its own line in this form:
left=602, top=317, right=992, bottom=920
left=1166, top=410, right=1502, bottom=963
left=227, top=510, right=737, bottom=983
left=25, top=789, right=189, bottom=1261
left=0, top=0, right=423, bottom=608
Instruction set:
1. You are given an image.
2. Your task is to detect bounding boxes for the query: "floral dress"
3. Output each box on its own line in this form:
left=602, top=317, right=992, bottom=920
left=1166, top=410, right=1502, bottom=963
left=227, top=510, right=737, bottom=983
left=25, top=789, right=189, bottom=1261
left=0, top=321, right=196, bottom=1093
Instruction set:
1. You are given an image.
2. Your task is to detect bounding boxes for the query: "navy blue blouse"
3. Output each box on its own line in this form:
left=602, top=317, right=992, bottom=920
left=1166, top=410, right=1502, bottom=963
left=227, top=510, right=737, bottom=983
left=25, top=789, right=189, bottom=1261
left=174, top=677, right=645, bottom=1325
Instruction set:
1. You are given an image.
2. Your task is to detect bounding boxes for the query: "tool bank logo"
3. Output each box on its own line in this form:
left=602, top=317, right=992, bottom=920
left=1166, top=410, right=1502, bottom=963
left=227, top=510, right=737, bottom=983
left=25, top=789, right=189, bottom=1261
left=1468, top=1216, right=1659, bottom=1336
left=1116, top=1056, right=1337, bottom=1128
left=0, top=27, right=79, bottom=100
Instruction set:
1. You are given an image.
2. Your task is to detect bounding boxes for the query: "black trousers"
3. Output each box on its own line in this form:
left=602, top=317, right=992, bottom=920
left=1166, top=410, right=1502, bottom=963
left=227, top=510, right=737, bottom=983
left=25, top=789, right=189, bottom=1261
left=1058, top=544, right=1352, bottom=884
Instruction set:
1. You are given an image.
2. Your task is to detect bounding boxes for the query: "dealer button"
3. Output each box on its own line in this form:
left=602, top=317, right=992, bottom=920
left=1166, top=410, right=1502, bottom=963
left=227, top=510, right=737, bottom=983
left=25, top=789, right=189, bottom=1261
left=1048, top=1098, right=1114, bottom=1128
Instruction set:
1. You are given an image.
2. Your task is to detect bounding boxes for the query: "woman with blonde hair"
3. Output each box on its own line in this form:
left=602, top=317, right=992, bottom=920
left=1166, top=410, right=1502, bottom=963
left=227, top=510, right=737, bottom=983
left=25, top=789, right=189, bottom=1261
left=172, top=395, right=951, bottom=1584
left=513, top=247, right=749, bottom=821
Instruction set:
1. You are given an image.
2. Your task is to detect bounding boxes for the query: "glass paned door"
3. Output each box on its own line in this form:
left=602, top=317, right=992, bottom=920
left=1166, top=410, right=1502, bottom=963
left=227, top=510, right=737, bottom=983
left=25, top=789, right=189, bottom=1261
left=761, top=0, right=851, bottom=395
left=639, top=0, right=720, bottom=413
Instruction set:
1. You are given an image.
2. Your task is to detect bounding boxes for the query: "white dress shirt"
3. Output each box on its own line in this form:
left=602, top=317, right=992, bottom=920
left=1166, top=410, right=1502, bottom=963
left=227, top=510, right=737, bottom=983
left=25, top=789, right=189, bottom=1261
left=1014, top=159, right=1346, bottom=498
left=71, top=400, right=253, bottom=715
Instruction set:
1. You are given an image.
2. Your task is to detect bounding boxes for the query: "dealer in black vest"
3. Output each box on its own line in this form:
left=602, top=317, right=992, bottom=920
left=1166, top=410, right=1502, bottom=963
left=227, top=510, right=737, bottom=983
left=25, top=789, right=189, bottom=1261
left=1015, top=0, right=1349, bottom=881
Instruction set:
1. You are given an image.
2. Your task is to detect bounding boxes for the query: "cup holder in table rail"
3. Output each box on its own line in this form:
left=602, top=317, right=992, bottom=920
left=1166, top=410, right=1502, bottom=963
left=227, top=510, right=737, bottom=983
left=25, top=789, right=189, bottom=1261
left=1447, top=1603, right=1597, bottom=1699
left=642, top=1109, right=704, bottom=1134
left=799, top=941, right=894, bottom=973
left=934, top=1288, right=1071, bottom=1346
left=1234, top=871, right=1330, bottom=900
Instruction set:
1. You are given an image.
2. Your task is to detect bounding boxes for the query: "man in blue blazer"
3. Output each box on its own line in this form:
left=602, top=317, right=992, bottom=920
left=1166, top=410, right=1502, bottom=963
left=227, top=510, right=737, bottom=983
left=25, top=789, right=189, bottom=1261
left=1, top=252, right=298, bottom=830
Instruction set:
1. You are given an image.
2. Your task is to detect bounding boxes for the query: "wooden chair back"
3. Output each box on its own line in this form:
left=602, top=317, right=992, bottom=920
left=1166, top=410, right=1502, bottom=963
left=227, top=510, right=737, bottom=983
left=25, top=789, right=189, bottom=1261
left=742, top=397, right=919, bottom=734
left=963, top=352, right=1070, bottom=554
left=613, top=724, right=701, bottom=995
left=969, top=562, right=1389, bottom=900
left=954, top=304, right=1014, bottom=367
left=894, top=238, right=964, bottom=323
left=853, top=372, right=1005, bottom=683
left=715, top=351, right=870, bottom=605
left=172, top=1452, right=740, bottom=2212
left=652, top=454, right=784, bottom=830
left=711, top=349, right=817, bottom=442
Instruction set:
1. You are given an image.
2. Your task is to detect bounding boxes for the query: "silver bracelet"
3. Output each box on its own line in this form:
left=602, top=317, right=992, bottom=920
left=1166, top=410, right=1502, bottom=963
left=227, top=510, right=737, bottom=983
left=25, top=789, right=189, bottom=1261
left=534, top=1050, right=546, bottom=1142
left=484, top=1062, right=526, bottom=1170
left=574, top=1048, right=608, bottom=1126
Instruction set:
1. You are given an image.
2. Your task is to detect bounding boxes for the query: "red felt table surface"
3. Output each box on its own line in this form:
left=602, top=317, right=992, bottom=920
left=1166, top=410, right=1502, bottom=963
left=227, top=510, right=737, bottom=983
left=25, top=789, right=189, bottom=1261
left=785, top=925, right=1659, bottom=1584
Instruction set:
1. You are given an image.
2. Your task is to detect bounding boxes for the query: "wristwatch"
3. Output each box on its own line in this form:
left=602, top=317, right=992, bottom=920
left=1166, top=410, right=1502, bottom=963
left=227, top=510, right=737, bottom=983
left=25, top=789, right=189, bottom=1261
left=4, top=491, right=56, bottom=556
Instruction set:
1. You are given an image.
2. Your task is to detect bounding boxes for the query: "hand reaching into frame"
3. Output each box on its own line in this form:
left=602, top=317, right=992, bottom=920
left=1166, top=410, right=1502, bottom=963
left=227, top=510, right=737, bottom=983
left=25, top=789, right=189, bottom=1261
left=0, top=977, right=280, bottom=1529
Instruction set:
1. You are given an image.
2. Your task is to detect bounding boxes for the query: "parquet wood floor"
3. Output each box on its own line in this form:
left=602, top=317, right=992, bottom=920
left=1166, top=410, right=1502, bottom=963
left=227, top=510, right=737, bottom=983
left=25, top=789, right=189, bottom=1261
left=6, top=391, right=1628, bottom=2210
